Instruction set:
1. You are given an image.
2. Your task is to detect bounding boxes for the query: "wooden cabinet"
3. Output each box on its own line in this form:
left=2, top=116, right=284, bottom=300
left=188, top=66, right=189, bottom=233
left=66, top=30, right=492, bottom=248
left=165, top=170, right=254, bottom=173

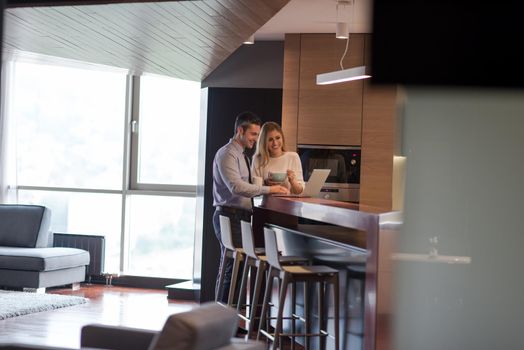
left=281, top=34, right=301, bottom=152
left=282, top=33, right=365, bottom=148
left=298, top=34, right=365, bottom=146
left=360, top=83, right=398, bottom=210
left=282, top=33, right=399, bottom=210
left=359, top=35, right=399, bottom=210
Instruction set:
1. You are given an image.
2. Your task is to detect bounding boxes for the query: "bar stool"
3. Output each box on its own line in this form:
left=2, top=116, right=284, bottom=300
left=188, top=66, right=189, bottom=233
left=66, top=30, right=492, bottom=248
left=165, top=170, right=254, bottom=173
left=258, top=227, right=340, bottom=350
left=237, top=220, right=309, bottom=339
left=215, top=215, right=245, bottom=306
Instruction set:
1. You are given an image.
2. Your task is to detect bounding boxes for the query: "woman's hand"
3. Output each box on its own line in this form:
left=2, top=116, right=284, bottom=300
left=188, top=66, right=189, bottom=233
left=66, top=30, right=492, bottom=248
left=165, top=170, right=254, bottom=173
left=287, top=169, right=303, bottom=194
left=265, top=179, right=281, bottom=186
left=269, top=185, right=290, bottom=195
left=286, top=170, right=296, bottom=183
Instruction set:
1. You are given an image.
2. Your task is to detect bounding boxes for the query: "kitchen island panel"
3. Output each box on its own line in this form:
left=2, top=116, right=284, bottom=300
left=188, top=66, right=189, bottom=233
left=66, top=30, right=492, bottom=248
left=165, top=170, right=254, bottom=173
left=252, top=195, right=400, bottom=350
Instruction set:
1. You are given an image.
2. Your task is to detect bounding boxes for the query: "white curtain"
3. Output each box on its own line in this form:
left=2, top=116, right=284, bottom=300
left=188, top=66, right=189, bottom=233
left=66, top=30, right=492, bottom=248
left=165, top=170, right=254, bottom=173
left=0, top=60, right=17, bottom=204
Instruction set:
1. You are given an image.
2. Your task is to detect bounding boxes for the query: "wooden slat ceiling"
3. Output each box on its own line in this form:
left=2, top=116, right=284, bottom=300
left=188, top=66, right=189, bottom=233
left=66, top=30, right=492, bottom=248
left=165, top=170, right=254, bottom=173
left=3, top=0, right=291, bottom=80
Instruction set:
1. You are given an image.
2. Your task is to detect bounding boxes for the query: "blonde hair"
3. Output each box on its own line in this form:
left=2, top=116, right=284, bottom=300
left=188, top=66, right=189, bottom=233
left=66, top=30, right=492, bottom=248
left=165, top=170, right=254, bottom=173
left=255, top=122, right=287, bottom=169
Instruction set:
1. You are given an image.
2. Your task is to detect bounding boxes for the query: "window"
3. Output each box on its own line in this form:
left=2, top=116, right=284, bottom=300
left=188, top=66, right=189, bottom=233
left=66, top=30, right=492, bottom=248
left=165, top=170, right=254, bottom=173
left=126, top=195, right=195, bottom=278
left=126, top=73, right=201, bottom=278
left=134, top=74, right=201, bottom=187
left=6, top=56, right=202, bottom=281
left=12, top=62, right=126, bottom=190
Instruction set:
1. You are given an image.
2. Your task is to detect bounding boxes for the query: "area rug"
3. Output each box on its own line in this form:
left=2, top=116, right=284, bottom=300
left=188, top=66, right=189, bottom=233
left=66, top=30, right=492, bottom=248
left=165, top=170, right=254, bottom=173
left=0, top=290, right=88, bottom=320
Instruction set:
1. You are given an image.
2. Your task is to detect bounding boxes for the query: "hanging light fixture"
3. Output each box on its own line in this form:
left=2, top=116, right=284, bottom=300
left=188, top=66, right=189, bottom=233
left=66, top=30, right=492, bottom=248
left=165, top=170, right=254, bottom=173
left=336, top=22, right=349, bottom=39
left=317, top=66, right=370, bottom=85
left=335, top=0, right=350, bottom=39
left=316, top=0, right=371, bottom=85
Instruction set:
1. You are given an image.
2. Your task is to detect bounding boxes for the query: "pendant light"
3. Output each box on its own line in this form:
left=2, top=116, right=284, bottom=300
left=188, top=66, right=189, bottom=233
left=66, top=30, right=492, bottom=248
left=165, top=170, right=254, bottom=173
left=316, top=0, right=371, bottom=85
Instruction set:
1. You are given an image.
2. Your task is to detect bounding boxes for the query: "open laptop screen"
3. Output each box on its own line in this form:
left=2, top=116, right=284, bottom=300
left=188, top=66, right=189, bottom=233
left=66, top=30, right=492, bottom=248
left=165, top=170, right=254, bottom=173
left=272, top=169, right=330, bottom=198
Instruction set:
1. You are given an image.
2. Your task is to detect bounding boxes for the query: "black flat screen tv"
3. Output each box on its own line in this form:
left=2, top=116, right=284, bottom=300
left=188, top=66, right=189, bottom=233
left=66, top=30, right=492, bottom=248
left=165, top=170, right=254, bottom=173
left=371, top=0, right=524, bottom=88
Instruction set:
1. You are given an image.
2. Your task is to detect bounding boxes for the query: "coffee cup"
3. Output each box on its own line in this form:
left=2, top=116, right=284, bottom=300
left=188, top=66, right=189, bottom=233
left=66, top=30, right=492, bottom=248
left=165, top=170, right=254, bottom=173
left=268, top=172, right=287, bottom=183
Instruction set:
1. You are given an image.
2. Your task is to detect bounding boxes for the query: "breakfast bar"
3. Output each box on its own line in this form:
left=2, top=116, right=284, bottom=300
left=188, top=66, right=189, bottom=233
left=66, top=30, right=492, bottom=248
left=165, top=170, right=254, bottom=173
left=252, top=195, right=401, bottom=350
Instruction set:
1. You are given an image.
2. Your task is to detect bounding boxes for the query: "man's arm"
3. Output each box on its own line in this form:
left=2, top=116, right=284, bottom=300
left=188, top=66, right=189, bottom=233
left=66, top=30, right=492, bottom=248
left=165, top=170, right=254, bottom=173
left=218, top=152, right=288, bottom=196
left=218, top=152, right=268, bottom=197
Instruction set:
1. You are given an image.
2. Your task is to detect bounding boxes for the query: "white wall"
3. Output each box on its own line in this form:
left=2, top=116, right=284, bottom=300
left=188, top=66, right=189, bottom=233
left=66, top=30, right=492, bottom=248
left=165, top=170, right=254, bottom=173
left=394, top=87, right=524, bottom=349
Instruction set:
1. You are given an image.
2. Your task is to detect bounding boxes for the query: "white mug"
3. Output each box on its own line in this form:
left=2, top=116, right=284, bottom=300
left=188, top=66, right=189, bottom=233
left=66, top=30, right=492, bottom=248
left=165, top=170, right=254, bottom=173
left=252, top=176, right=263, bottom=186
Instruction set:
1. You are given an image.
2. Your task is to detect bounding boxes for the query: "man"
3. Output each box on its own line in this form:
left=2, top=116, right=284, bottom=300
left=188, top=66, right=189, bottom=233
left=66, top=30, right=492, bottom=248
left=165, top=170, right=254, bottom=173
left=212, top=111, right=288, bottom=303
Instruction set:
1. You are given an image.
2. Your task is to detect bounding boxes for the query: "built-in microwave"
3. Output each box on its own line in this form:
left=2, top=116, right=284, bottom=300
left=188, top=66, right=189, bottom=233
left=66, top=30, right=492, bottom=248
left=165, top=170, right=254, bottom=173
left=297, top=145, right=360, bottom=202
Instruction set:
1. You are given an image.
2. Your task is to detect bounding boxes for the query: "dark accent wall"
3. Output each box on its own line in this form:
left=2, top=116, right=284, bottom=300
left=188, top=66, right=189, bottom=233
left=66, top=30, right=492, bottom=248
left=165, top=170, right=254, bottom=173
left=199, top=87, right=282, bottom=302
left=202, top=41, right=284, bottom=89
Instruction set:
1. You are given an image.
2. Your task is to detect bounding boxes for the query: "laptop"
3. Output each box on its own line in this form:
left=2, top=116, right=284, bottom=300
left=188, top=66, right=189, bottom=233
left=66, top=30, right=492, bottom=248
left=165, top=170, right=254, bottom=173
left=273, top=169, right=331, bottom=198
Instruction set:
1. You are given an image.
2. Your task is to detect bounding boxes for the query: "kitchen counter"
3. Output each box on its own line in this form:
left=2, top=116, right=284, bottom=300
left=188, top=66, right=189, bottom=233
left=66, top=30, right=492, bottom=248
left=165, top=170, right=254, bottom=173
left=252, top=195, right=401, bottom=350
left=254, top=195, right=397, bottom=229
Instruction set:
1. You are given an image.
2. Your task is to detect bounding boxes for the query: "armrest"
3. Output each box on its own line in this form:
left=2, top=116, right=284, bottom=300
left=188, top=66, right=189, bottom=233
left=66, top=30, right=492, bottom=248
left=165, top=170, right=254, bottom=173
left=81, top=324, right=158, bottom=350
left=219, top=339, right=265, bottom=350
left=0, top=345, right=75, bottom=350
left=0, top=345, right=100, bottom=350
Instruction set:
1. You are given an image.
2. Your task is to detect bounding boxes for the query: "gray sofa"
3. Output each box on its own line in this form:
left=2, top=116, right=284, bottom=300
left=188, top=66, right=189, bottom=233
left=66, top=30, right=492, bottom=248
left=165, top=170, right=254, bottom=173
left=0, top=204, right=90, bottom=290
left=0, top=302, right=264, bottom=350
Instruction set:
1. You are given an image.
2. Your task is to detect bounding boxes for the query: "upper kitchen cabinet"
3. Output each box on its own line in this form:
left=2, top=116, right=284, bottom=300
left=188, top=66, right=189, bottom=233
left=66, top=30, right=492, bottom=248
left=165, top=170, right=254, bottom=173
left=282, top=33, right=365, bottom=148
left=282, top=33, right=400, bottom=210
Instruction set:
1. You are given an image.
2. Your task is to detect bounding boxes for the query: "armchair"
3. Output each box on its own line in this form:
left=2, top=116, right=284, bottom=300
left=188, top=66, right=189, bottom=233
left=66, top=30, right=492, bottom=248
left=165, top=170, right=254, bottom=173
left=0, top=303, right=264, bottom=350
left=0, top=204, right=90, bottom=290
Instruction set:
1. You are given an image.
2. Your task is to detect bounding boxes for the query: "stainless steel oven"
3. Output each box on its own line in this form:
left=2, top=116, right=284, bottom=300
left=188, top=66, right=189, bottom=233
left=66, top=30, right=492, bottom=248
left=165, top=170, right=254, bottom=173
left=297, top=145, right=360, bottom=202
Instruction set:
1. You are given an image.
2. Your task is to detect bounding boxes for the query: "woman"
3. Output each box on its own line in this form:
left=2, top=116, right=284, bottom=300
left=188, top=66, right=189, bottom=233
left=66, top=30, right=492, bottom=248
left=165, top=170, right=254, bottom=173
left=252, top=122, right=305, bottom=194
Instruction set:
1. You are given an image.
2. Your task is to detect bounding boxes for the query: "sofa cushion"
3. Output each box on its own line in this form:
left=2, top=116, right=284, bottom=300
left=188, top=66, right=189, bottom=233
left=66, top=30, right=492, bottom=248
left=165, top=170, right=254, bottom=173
left=0, top=204, right=52, bottom=248
left=215, top=339, right=264, bottom=350
left=81, top=324, right=157, bottom=350
left=0, top=247, right=89, bottom=272
left=148, top=302, right=238, bottom=350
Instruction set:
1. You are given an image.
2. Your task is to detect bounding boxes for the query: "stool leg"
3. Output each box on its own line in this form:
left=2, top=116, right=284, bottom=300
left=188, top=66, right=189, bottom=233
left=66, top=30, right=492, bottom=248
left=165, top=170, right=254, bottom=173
left=291, top=281, right=296, bottom=350
left=304, top=281, right=310, bottom=350
left=319, top=281, right=325, bottom=350
left=215, top=248, right=229, bottom=303
left=333, top=274, right=340, bottom=350
left=342, top=271, right=349, bottom=350
left=248, top=260, right=266, bottom=339
left=257, top=267, right=275, bottom=342
left=273, top=273, right=290, bottom=350
left=237, top=256, right=251, bottom=313
left=227, top=251, right=243, bottom=307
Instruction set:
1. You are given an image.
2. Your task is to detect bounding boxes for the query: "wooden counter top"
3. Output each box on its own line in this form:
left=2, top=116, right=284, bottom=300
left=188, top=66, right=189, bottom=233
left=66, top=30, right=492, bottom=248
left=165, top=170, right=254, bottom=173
left=255, top=195, right=400, bottom=231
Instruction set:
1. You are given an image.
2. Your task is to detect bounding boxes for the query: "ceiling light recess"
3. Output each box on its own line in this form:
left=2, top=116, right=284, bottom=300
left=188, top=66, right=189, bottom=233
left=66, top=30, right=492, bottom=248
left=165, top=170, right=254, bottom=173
left=335, top=0, right=351, bottom=39
left=243, top=35, right=255, bottom=45
left=336, top=22, right=349, bottom=39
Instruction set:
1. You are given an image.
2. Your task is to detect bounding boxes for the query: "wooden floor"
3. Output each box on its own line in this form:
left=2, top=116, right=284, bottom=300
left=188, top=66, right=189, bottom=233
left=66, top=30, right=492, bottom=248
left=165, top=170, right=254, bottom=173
left=0, top=284, right=198, bottom=348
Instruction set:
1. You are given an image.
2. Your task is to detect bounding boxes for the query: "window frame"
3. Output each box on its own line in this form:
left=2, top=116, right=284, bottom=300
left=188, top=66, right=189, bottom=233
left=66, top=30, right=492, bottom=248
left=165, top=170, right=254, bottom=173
left=128, top=75, right=198, bottom=194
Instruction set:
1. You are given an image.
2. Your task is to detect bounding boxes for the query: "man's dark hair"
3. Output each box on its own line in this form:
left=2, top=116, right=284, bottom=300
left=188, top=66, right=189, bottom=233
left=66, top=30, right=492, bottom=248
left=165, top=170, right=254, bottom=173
left=234, top=111, right=262, bottom=134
